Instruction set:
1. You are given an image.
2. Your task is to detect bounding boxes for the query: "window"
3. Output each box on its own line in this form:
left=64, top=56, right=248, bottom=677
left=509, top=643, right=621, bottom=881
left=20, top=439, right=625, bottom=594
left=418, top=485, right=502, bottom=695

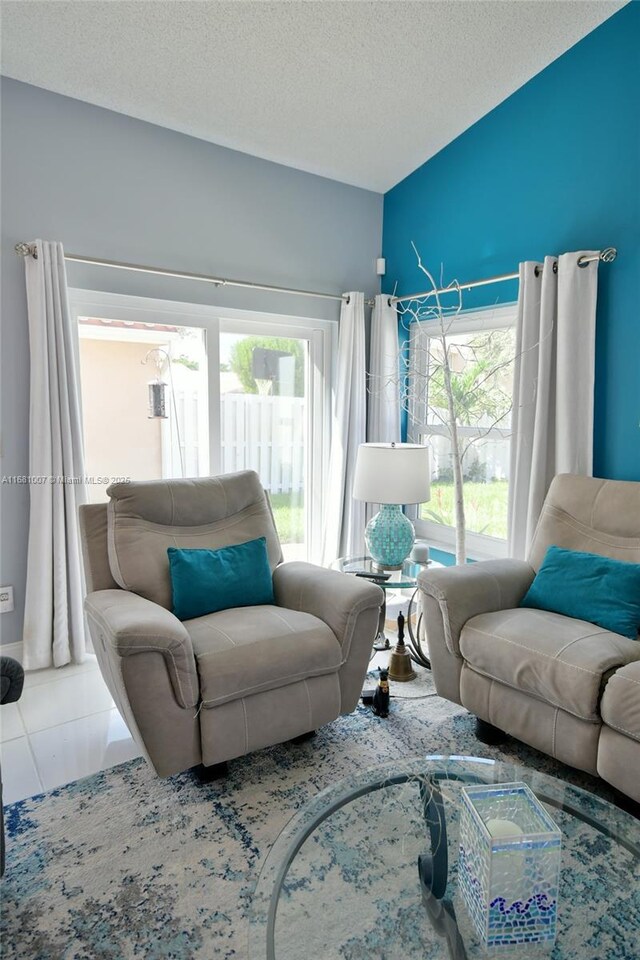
left=408, top=304, right=517, bottom=559
left=71, top=290, right=335, bottom=563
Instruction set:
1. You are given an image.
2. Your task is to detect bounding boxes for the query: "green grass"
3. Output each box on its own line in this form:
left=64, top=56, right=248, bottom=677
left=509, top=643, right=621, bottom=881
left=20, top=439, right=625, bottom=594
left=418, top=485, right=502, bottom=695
left=269, top=492, right=304, bottom=544
left=421, top=480, right=509, bottom=539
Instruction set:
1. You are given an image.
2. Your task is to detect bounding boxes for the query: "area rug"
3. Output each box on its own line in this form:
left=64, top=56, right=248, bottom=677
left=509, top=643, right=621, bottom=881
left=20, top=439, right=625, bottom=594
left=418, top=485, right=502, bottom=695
left=0, top=681, right=629, bottom=960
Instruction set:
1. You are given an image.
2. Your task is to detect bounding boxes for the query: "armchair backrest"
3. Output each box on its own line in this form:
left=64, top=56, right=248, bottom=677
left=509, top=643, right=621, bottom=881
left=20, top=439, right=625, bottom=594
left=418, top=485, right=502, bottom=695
left=528, top=474, right=640, bottom=570
left=81, top=471, right=283, bottom=608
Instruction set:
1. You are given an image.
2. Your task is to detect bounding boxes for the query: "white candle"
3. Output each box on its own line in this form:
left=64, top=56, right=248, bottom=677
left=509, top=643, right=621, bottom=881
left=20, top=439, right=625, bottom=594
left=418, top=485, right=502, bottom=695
left=410, top=541, right=430, bottom=563
left=486, top=819, right=525, bottom=903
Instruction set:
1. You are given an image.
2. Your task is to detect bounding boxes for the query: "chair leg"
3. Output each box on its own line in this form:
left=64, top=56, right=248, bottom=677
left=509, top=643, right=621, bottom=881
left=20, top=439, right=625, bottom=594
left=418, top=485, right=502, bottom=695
left=289, top=730, right=317, bottom=745
left=475, top=718, right=508, bottom=745
left=194, top=761, right=229, bottom=783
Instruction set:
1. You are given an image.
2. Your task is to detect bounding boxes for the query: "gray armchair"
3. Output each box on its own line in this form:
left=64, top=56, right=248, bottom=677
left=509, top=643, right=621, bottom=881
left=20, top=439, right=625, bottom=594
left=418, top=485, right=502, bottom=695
left=79, top=471, right=383, bottom=779
left=419, top=474, right=640, bottom=802
left=1, top=655, right=25, bottom=875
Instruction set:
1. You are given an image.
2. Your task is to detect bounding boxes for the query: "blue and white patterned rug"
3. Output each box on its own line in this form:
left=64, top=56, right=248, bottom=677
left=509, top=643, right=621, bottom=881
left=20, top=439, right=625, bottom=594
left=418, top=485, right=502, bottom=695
left=0, top=676, right=626, bottom=960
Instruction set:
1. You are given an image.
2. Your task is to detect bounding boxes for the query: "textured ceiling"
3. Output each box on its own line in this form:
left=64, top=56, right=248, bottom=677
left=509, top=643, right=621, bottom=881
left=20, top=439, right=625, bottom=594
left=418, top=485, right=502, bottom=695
left=0, top=1, right=625, bottom=192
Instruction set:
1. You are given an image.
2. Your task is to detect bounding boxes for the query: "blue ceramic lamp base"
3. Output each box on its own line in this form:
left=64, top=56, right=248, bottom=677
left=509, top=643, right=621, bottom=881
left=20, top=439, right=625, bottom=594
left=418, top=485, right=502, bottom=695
left=365, top=503, right=415, bottom=570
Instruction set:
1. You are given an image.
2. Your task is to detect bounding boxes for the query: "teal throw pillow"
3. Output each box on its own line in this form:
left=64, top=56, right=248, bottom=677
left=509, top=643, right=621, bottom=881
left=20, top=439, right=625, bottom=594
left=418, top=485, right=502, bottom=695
left=520, top=545, right=640, bottom=639
left=168, top=537, right=274, bottom=621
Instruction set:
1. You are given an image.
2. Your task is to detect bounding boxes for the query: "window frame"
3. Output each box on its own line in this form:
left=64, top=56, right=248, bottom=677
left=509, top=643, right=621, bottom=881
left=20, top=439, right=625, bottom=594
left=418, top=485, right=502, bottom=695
left=69, top=288, right=336, bottom=563
left=407, top=303, right=517, bottom=560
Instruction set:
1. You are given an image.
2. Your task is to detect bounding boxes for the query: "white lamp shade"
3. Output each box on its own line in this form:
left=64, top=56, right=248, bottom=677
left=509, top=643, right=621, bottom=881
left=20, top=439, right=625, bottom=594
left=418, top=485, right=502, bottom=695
left=352, top=443, right=430, bottom=504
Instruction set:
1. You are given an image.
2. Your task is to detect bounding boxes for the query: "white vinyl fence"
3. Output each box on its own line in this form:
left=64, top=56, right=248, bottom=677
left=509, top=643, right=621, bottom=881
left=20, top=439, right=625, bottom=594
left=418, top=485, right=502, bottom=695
left=165, top=388, right=306, bottom=494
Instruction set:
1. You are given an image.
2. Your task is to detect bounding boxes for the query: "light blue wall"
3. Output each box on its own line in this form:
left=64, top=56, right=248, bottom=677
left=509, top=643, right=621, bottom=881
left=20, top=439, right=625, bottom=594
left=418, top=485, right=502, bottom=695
left=383, top=2, right=639, bottom=481
left=0, top=78, right=382, bottom=645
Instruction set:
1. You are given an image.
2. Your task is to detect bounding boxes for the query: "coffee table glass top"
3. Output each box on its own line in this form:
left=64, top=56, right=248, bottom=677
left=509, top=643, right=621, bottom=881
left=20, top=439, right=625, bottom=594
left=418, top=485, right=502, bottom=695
left=249, top=756, right=640, bottom=960
left=332, top=555, right=438, bottom=589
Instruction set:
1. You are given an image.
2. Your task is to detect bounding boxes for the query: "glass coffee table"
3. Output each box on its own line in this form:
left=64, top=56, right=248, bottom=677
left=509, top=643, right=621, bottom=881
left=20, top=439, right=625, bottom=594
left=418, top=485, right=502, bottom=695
left=332, top=555, right=441, bottom=666
left=249, top=756, right=640, bottom=959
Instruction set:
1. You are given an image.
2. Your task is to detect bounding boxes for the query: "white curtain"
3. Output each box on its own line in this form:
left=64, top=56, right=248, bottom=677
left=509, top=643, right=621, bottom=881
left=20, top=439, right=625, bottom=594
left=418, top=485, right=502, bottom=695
left=23, top=240, right=88, bottom=669
left=367, top=294, right=401, bottom=444
left=322, top=292, right=367, bottom=563
left=508, top=252, right=598, bottom=559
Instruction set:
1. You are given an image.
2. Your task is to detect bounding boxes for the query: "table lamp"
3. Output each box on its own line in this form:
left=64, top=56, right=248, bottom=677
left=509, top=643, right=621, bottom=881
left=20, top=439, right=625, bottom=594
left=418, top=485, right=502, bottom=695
left=353, top=443, right=430, bottom=570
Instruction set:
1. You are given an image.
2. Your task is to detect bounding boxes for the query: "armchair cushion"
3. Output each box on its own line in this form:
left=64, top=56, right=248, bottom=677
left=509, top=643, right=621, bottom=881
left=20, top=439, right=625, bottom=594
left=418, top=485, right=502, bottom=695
left=185, top=605, right=341, bottom=708
left=600, top=661, right=640, bottom=744
left=460, top=608, right=640, bottom=722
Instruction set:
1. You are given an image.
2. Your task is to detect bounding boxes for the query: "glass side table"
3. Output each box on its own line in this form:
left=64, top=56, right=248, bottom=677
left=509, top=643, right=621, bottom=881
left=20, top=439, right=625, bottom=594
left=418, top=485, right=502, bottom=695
left=331, top=555, right=442, bottom=668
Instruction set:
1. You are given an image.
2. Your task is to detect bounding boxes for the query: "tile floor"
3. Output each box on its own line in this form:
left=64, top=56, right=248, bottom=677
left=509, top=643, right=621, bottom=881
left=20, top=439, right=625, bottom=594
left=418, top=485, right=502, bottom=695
left=1, top=599, right=414, bottom=805
left=0, top=656, right=141, bottom=803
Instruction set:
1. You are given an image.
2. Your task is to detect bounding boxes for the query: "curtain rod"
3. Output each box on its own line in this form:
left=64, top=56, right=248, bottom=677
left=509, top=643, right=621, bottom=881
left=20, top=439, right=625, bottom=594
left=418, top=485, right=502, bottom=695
left=14, top=243, right=347, bottom=305
left=391, top=248, right=617, bottom=306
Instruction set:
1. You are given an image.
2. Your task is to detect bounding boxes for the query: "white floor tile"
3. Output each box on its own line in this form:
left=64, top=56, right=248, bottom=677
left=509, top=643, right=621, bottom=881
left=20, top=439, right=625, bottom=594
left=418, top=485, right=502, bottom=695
left=0, top=702, right=25, bottom=743
left=29, top=707, right=142, bottom=791
left=1, top=737, right=43, bottom=804
left=19, top=669, right=114, bottom=734
left=22, top=654, right=99, bottom=689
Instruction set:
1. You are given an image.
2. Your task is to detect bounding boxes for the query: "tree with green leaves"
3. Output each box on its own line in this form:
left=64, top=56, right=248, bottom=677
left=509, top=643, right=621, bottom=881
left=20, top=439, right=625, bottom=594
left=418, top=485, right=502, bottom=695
left=228, top=336, right=304, bottom=397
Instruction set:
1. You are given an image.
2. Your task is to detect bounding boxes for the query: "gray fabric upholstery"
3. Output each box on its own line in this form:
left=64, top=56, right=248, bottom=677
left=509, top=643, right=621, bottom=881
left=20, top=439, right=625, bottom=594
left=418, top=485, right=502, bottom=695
left=600, top=660, right=640, bottom=744
left=419, top=473, right=640, bottom=802
left=528, top=473, right=640, bottom=570
left=80, top=472, right=383, bottom=777
left=460, top=666, right=601, bottom=775
left=106, top=472, right=283, bottom=610
left=79, top=503, right=119, bottom=593
left=85, top=589, right=199, bottom=709
left=460, top=609, right=639, bottom=722
left=186, top=605, right=342, bottom=708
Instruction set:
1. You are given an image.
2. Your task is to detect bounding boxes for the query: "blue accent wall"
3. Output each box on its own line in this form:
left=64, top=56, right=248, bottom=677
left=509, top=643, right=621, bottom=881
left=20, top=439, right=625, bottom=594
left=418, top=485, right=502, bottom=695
left=382, top=2, right=639, bottom=480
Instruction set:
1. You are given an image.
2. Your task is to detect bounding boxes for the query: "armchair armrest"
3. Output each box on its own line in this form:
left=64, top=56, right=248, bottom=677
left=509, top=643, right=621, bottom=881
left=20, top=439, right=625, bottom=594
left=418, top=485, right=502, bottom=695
left=84, top=590, right=199, bottom=708
left=272, top=562, right=383, bottom=659
left=418, top=559, right=535, bottom=657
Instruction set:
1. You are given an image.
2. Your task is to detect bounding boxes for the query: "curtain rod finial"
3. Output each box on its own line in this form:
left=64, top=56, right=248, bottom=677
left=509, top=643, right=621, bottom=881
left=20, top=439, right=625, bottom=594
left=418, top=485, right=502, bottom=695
left=15, top=242, right=36, bottom=258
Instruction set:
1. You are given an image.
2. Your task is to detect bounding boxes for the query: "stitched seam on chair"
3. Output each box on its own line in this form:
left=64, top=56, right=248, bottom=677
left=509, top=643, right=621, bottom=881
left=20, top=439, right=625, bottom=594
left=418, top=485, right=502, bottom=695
left=269, top=609, right=297, bottom=633
left=488, top=572, right=503, bottom=608
left=590, top=480, right=606, bottom=529
left=545, top=505, right=640, bottom=550
left=488, top=675, right=493, bottom=725
left=168, top=483, right=176, bottom=525
left=464, top=625, right=602, bottom=675
left=195, top=627, right=330, bottom=661
left=437, top=598, right=458, bottom=656
left=303, top=678, right=313, bottom=730
left=106, top=502, right=128, bottom=590
left=465, top=664, right=599, bottom=722
left=201, top=663, right=339, bottom=706
left=609, top=673, right=640, bottom=689
left=194, top=620, right=237, bottom=646
left=111, top=503, right=271, bottom=537
left=552, top=708, right=558, bottom=757
left=602, top=718, right=640, bottom=741
left=108, top=637, right=192, bottom=706
left=240, top=697, right=249, bottom=753
left=85, top=604, right=195, bottom=706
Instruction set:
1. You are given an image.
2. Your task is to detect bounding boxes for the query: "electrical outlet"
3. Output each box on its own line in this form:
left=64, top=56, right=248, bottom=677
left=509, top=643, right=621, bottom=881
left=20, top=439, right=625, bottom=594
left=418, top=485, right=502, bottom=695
left=0, top=586, right=14, bottom=613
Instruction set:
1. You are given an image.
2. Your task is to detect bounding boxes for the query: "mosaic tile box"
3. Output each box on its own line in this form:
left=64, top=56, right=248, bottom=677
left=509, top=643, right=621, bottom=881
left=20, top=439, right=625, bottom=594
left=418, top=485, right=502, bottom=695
left=458, top=782, right=562, bottom=949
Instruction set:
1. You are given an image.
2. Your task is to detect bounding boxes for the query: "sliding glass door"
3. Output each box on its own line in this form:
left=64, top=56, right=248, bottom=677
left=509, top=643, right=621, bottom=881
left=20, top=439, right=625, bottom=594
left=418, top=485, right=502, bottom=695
left=72, top=291, right=333, bottom=562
